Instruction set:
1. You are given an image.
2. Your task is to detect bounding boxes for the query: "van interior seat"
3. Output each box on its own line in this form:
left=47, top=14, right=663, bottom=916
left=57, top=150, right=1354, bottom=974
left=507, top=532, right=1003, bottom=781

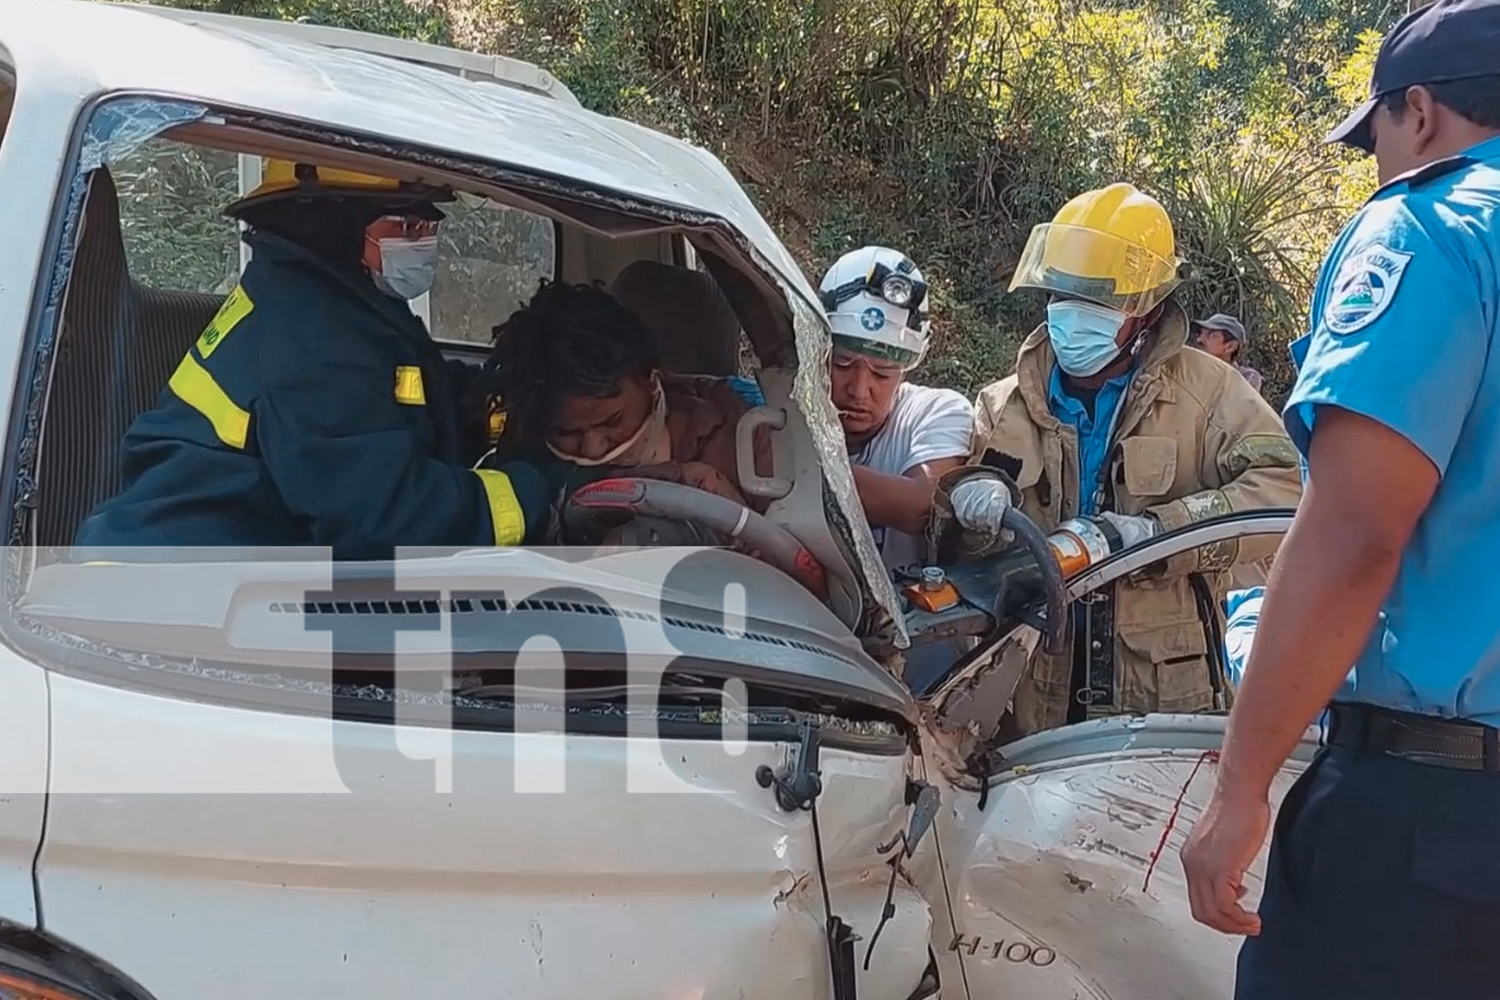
left=35, top=166, right=225, bottom=549
left=610, top=259, right=743, bottom=378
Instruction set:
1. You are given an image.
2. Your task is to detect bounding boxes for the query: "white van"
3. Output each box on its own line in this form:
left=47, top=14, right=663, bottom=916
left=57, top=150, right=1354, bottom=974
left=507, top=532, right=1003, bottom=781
left=0, top=4, right=1313, bottom=999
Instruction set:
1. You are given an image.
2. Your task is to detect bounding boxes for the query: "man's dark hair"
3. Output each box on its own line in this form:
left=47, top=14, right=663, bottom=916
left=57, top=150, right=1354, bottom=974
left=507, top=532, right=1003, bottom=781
left=479, top=279, right=663, bottom=443
left=1381, top=75, right=1500, bottom=130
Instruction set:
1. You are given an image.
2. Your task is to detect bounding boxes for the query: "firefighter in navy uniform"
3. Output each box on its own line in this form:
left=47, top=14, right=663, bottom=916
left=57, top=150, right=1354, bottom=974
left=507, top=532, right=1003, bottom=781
left=74, top=160, right=549, bottom=558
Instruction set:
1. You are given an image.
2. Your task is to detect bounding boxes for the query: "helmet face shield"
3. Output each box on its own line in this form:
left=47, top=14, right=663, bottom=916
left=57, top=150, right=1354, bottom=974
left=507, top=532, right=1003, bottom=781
left=1008, top=217, right=1182, bottom=316
left=1009, top=223, right=1182, bottom=317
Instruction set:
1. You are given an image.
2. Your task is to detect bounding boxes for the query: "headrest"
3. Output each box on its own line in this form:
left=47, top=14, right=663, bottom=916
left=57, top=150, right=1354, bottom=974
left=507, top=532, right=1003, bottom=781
left=611, top=260, right=741, bottom=376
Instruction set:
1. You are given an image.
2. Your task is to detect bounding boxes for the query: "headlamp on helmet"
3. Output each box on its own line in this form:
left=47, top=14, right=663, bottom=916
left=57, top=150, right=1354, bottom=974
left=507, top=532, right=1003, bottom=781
left=819, top=246, right=933, bottom=372
left=880, top=273, right=914, bottom=307
left=821, top=255, right=928, bottom=327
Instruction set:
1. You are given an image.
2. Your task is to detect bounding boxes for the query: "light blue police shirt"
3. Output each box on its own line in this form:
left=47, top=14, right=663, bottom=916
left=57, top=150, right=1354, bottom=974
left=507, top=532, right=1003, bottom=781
left=1285, top=134, right=1500, bottom=726
left=1048, top=366, right=1132, bottom=516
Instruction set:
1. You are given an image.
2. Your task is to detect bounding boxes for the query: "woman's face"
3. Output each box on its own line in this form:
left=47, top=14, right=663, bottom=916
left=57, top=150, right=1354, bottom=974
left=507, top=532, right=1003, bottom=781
left=548, top=373, right=654, bottom=462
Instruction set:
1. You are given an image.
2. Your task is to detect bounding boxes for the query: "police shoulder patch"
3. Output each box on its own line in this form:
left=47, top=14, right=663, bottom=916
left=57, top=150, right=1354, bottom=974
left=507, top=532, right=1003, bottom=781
left=1322, top=241, right=1413, bottom=336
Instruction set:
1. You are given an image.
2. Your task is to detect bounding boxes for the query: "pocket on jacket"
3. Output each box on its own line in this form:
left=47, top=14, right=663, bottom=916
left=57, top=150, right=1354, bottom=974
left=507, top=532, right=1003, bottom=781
left=1119, top=436, right=1178, bottom=499
left=1117, top=619, right=1213, bottom=713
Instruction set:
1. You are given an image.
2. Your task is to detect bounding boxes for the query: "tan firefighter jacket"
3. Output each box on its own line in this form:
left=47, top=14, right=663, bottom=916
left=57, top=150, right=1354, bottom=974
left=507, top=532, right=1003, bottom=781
left=931, top=299, right=1302, bottom=737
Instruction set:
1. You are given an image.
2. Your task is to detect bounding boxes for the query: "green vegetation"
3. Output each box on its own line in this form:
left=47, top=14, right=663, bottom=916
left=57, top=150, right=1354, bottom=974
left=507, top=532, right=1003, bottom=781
left=110, top=0, right=1398, bottom=401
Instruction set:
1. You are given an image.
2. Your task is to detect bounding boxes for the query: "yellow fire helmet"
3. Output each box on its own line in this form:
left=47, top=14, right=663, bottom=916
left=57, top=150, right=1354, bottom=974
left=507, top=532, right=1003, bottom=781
left=225, top=158, right=452, bottom=218
left=1008, top=182, right=1186, bottom=317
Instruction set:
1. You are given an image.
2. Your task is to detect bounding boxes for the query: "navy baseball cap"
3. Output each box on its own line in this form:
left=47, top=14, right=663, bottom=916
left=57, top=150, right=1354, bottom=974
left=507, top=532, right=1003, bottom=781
left=1327, top=0, right=1500, bottom=153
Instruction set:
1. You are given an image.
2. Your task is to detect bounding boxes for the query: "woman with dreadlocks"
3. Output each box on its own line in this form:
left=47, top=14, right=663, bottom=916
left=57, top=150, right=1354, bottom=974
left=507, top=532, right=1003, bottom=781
left=473, top=279, right=772, bottom=520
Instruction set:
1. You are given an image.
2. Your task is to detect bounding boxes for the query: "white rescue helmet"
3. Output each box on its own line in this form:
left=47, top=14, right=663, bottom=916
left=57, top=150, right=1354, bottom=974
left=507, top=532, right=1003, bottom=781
left=819, top=246, right=930, bottom=370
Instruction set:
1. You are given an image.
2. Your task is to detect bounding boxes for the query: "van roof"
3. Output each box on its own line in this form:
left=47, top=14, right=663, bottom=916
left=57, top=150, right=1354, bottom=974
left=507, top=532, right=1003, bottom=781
left=0, top=0, right=822, bottom=321
left=108, top=2, right=584, bottom=106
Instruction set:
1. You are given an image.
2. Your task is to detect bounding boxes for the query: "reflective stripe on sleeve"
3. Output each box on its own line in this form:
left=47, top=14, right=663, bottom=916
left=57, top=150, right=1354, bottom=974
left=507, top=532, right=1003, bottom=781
left=473, top=469, right=527, bottom=546
left=168, top=353, right=250, bottom=449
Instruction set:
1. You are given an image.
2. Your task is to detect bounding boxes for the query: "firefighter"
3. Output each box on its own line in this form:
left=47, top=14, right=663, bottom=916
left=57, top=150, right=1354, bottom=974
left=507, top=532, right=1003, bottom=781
left=930, top=182, right=1303, bottom=737
left=74, top=160, right=551, bottom=559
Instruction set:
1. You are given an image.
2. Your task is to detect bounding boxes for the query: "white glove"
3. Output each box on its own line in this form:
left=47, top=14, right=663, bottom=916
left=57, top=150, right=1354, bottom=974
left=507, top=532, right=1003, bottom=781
left=1098, top=511, right=1161, bottom=549
left=949, top=478, right=1013, bottom=535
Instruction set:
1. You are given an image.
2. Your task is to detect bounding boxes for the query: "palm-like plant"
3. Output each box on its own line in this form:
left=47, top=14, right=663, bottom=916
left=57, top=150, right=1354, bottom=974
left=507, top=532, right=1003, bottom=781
left=1169, top=142, right=1347, bottom=400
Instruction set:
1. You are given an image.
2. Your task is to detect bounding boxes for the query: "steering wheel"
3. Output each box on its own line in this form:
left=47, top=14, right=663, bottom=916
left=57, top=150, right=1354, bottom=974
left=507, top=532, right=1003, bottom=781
left=563, top=477, right=829, bottom=600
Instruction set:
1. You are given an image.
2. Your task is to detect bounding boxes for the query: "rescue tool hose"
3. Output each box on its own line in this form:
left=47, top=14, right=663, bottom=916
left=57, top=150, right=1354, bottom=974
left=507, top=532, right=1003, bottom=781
left=999, top=506, right=1068, bottom=656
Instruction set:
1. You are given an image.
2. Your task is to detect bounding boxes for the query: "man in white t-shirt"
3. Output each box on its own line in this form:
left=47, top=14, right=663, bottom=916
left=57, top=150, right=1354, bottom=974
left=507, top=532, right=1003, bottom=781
left=846, top=381, right=975, bottom=575
left=820, top=247, right=975, bottom=690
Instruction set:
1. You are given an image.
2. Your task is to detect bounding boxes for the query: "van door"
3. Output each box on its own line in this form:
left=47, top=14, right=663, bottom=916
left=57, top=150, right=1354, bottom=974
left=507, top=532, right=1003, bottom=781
left=0, top=47, right=61, bottom=931
left=922, top=512, right=1313, bottom=1000
left=0, top=647, right=48, bottom=929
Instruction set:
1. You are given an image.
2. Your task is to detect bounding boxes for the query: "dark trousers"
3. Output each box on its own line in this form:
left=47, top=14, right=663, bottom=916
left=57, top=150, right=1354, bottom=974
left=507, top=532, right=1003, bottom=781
left=1236, top=743, right=1500, bottom=999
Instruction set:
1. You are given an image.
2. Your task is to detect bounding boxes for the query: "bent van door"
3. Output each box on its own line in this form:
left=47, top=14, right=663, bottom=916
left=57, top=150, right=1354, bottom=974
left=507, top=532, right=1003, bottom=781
left=929, top=511, right=1318, bottom=1000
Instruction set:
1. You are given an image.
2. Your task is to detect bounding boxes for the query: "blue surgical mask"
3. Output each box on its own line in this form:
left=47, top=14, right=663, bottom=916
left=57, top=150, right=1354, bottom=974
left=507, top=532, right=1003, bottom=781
left=1046, top=300, right=1130, bottom=377
left=371, top=236, right=440, bottom=301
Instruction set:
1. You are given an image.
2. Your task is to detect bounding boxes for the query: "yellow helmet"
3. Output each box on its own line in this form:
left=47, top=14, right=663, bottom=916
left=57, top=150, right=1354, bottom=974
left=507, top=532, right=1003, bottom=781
left=1008, top=183, right=1184, bottom=317
left=226, top=158, right=450, bottom=217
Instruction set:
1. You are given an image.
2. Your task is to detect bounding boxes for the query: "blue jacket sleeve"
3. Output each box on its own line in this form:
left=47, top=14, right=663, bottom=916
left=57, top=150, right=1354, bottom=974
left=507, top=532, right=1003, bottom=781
left=254, top=359, right=550, bottom=558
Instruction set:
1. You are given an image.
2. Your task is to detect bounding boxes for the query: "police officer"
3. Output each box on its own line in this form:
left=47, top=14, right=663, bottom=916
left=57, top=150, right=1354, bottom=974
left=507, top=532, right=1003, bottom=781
left=74, top=160, right=551, bottom=559
left=1180, top=3, right=1500, bottom=996
left=929, top=183, right=1301, bottom=735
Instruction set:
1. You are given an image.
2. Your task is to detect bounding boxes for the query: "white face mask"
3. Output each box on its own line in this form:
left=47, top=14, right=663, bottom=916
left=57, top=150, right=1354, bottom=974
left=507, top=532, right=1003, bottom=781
left=370, top=235, right=439, bottom=301
left=546, top=374, right=672, bottom=468
left=1046, top=300, right=1131, bottom=376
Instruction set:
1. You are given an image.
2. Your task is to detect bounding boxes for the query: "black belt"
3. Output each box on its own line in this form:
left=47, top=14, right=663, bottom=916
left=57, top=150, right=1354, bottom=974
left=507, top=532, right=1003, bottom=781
left=1326, top=702, right=1500, bottom=773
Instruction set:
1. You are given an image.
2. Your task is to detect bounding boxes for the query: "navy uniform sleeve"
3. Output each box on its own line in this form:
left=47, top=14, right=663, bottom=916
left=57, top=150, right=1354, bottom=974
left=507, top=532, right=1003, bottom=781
left=1285, top=200, right=1488, bottom=475
left=254, top=357, right=550, bottom=558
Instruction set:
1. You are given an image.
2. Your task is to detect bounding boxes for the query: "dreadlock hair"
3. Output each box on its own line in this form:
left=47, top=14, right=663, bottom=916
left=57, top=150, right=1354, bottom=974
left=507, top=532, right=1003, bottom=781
left=479, top=279, right=664, bottom=446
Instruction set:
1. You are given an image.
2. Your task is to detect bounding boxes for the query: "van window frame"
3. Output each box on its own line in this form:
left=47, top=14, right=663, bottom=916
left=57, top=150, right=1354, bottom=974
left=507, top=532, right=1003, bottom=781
left=0, top=87, right=589, bottom=562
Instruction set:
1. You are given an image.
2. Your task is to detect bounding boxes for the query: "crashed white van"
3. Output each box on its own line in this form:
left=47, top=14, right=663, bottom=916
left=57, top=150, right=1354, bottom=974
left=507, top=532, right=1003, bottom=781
left=0, top=3, right=1315, bottom=999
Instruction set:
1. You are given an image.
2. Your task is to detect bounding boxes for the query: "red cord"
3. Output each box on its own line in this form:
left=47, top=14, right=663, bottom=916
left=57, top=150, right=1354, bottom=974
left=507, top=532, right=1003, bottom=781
left=1141, top=749, right=1220, bottom=893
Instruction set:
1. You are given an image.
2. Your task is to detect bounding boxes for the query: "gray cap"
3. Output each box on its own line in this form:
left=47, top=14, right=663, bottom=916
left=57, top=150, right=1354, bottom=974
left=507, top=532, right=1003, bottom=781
left=1192, top=313, right=1248, bottom=345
